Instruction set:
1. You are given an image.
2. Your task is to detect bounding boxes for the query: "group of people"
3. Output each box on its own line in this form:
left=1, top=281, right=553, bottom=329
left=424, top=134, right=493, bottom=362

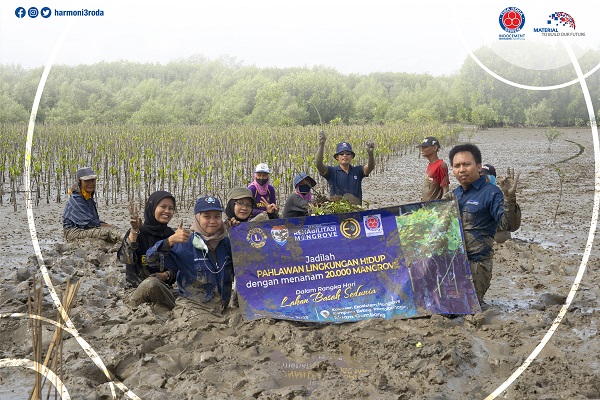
left=61, top=129, right=520, bottom=315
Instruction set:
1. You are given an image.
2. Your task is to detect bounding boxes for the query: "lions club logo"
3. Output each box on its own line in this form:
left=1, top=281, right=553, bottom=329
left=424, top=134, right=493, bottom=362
left=247, top=228, right=267, bottom=249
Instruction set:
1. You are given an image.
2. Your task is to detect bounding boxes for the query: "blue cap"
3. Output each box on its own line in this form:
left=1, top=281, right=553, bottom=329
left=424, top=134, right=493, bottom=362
left=194, top=196, right=223, bottom=214
left=334, top=142, right=355, bottom=158
left=293, top=172, right=317, bottom=188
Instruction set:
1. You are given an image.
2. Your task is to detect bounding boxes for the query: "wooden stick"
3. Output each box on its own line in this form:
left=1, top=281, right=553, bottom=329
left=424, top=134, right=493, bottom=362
left=30, top=279, right=80, bottom=400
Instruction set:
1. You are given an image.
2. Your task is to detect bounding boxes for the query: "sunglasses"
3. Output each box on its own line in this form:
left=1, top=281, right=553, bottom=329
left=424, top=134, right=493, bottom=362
left=338, top=151, right=353, bottom=156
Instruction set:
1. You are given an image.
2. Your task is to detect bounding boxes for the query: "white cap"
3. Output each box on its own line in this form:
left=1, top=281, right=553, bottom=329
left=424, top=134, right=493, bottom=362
left=255, top=163, right=270, bottom=173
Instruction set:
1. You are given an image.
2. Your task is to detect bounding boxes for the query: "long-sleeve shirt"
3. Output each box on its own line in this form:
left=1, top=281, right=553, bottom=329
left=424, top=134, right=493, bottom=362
left=248, top=183, right=277, bottom=217
left=146, top=235, right=234, bottom=308
left=452, top=175, right=521, bottom=262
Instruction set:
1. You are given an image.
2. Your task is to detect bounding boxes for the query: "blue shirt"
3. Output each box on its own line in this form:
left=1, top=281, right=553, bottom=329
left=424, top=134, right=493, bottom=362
left=323, top=165, right=366, bottom=203
left=453, top=175, right=505, bottom=261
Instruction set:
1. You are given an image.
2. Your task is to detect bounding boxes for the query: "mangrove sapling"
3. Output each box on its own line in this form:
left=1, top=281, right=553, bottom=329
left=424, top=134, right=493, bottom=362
left=553, top=165, right=564, bottom=224
left=2, top=122, right=462, bottom=210
left=544, top=127, right=563, bottom=153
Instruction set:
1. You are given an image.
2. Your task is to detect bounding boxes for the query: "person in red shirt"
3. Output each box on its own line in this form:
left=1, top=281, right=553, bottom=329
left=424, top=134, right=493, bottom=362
left=416, top=136, right=450, bottom=202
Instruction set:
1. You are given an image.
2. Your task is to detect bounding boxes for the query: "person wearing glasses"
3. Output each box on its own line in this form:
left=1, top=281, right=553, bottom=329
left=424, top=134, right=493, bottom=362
left=315, top=131, right=375, bottom=205
left=224, top=187, right=269, bottom=227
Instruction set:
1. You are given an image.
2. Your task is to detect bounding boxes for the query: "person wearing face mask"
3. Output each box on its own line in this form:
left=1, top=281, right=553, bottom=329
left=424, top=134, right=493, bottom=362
left=283, top=173, right=317, bottom=218
left=224, top=187, right=269, bottom=227
left=248, top=163, right=278, bottom=219
left=146, top=196, right=234, bottom=318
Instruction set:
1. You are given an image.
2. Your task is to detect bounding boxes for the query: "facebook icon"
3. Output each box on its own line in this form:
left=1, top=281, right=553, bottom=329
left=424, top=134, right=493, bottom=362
left=15, top=7, right=26, bottom=18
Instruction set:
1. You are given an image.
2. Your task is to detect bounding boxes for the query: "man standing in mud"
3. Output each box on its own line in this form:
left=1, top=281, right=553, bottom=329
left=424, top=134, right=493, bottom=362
left=316, top=130, right=375, bottom=205
left=447, top=144, right=520, bottom=305
left=416, top=136, right=449, bottom=201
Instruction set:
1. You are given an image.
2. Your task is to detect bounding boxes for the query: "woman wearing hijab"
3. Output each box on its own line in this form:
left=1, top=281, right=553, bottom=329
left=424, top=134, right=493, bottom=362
left=248, top=163, right=278, bottom=219
left=224, top=187, right=269, bottom=227
left=117, top=191, right=188, bottom=309
left=283, top=173, right=317, bottom=218
left=146, top=196, right=234, bottom=318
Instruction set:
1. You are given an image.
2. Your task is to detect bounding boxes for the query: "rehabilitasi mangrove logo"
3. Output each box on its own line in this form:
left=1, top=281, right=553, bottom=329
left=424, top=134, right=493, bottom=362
left=498, top=7, right=526, bottom=41
left=533, top=12, right=584, bottom=37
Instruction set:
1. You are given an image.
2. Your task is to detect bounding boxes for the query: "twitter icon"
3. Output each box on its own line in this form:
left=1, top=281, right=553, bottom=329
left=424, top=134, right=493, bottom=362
left=41, top=7, right=51, bottom=18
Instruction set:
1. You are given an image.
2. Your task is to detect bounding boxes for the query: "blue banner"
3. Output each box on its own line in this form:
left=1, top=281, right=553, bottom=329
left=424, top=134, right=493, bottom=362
left=230, top=199, right=479, bottom=322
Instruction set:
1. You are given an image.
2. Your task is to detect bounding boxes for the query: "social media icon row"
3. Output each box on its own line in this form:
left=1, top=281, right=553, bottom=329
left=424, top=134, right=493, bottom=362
left=15, top=7, right=51, bottom=18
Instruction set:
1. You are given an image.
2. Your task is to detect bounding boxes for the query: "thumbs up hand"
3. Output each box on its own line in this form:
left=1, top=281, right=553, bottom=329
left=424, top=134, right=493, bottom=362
left=168, top=220, right=191, bottom=246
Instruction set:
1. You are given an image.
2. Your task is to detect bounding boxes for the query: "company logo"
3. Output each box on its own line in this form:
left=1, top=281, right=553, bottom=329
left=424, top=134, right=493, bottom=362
left=532, top=11, right=584, bottom=38
left=247, top=228, right=267, bottom=249
left=292, top=223, right=338, bottom=242
left=320, top=310, right=331, bottom=319
left=41, top=7, right=51, bottom=18
left=363, top=214, right=384, bottom=237
left=548, top=12, right=575, bottom=29
left=340, top=218, right=360, bottom=239
left=15, top=7, right=26, bottom=18
left=499, top=7, right=525, bottom=33
left=270, top=225, right=288, bottom=246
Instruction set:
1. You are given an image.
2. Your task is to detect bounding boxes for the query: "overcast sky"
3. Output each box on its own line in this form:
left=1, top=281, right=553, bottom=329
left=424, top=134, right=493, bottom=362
left=1, top=1, right=598, bottom=76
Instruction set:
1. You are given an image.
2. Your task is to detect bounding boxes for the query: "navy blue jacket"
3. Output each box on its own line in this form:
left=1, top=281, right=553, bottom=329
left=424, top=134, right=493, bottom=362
left=146, top=235, right=234, bottom=308
left=453, top=175, right=506, bottom=262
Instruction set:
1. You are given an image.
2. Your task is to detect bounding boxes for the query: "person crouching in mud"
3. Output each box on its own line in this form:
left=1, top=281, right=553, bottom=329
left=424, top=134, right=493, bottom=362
left=117, top=191, right=185, bottom=310
left=62, top=167, right=122, bottom=243
left=146, top=196, right=234, bottom=320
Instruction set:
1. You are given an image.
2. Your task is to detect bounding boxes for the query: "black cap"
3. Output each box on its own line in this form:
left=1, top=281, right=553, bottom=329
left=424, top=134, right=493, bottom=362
left=416, top=137, right=440, bottom=148
left=481, top=164, right=496, bottom=177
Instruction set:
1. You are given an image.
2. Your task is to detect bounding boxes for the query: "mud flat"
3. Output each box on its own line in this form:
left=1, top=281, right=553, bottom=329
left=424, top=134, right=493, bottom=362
left=0, top=128, right=598, bottom=399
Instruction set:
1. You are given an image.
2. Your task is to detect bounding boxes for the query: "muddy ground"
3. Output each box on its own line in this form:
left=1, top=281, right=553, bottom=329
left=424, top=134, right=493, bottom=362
left=0, top=128, right=599, bottom=399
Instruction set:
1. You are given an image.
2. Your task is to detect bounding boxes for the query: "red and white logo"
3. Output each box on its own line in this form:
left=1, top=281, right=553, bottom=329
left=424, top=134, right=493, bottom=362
left=363, top=214, right=384, bottom=237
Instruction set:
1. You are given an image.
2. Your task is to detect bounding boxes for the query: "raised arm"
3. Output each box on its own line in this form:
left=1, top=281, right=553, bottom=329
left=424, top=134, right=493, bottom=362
left=316, top=130, right=328, bottom=176
left=364, top=140, right=375, bottom=176
left=497, top=168, right=521, bottom=232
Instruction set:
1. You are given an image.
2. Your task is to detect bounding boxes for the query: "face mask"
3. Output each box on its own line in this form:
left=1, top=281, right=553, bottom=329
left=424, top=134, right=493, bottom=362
left=192, top=232, right=208, bottom=252
left=298, top=184, right=311, bottom=194
left=256, top=178, right=268, bottom=186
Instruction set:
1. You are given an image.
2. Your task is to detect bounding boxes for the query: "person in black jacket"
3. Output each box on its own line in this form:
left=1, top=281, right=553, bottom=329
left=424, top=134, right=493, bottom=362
left=282, top=172, right=317, bottom=218
left=117, top=191, right=189, bottom=309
